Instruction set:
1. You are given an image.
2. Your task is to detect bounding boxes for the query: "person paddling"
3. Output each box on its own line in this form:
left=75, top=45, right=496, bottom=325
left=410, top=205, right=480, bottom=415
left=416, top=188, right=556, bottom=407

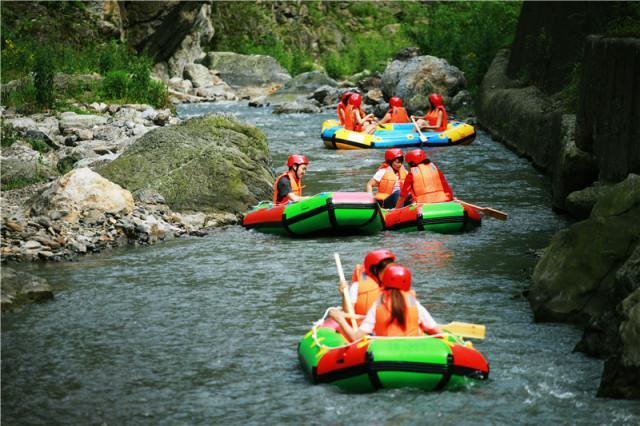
left=379, top=96, right=410, bottom=125
left=338, top=249, right=396, bottom=324
left=395, top=149, right=453, bottom=208
left=330, top=264, right=442, bottom=341
left=273, top=154, right=310, bottom=205
left=366, top=148, right=411, bottom=209
left=412, top=93, right=448, bottom=133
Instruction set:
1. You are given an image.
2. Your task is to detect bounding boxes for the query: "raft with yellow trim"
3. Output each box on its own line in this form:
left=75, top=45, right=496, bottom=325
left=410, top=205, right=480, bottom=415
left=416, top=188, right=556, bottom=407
left=298, top=317, right=489, bottom=392
left=321, top=119, right=476, bottom=150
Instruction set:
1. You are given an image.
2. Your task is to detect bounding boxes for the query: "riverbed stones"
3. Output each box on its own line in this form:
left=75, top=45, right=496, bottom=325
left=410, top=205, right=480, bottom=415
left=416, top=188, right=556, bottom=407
left=98, top=113, right=274, bottom=213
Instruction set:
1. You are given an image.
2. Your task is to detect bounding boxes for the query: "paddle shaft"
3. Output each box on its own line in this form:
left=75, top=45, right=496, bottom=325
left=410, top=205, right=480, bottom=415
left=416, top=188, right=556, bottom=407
left=457, top=199, right=508, bottom=221
left=334, top=253, right=358, bottom=330
left=410, top=116, right=427, bottom=146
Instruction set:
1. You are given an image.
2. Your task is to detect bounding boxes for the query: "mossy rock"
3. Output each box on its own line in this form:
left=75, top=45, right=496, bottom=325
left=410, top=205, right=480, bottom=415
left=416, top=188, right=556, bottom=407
left=98, top=113, right=274, bottom=213
left=529, top=174, right=640, bottom=323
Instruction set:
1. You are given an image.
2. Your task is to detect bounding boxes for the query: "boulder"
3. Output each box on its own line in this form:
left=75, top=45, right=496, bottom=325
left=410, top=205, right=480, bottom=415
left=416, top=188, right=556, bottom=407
left=58, top=112, right=108, bottom=130
left=204, top=51, right=291, bottom=90
left=565, top=183, right=614, bottom=220
left=98, top=113, right=274, bottom=214
left=381, top=55, right=466, bottom=113
left=28, top=167, right=135, bottom=223
left=272, top=99, right=321, bottom=114
left=183, top=63, right=213, bottom=88
left=1, top=141, right=58, bottom=186
left=529, top=174, right=640, bottom=323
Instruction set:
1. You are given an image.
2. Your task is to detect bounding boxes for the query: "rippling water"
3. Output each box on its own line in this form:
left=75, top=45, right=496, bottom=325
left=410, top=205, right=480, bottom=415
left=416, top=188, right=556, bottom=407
left=2, top=103, right=639, bottom=425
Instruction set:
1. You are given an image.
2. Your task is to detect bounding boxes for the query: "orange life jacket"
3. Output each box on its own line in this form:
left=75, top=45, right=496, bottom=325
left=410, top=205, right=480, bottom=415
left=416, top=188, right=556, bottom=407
left=374, top=290, right=421, bottom=337
left=272, top=170, right=302, bottom=205
left=425, top=105, right=448, bottom=132
left=389, top=106, right=410, bottom=123
left=345, top=105, right=365, bottom=132
left=350, top=264, right=381, bottom=320
left=374, top=163, right=408, bottom=201
left=343, top=105, right=356, bottom=131
left=337, top=104, right=347, bottom=125
left=410, top=163, right=451, bottom=204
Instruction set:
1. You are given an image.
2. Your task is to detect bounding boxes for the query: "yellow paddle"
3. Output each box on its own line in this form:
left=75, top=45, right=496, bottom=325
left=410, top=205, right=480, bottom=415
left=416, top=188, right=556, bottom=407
left=441, top=322, right=486, bottom=339
left=334, top=253, right=358, bottom=330
left=456, top=199, right=508, bottom=221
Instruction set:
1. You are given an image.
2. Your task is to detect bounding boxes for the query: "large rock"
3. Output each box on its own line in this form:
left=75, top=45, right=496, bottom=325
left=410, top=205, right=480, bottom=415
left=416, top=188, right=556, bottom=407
left=270, top=71, right=338, bottom=100
left=58, top=112, right=108, bottom=130
left=203, top=52, right=291, bottom=93
left=29, top=167, right=134, bottom=223
left=381, top=55, right=466, bottom=113
left=529, top=174, right=640, bottom=324
left=121, top=1, right=214, bottom=78
left=98, top=113, right=273, bottom=214
left=1, top=141, right=58, bottom=187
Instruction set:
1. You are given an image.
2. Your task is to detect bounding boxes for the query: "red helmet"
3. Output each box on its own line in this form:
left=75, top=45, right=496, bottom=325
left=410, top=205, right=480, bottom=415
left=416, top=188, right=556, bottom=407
left=340, top=92, right=352, bottom=105
left=364, top=249, right=396, bottom=278
left=348, top=93, right=362, bottom=107
left=287, top=154, right=309, bottom=168
left=384, top=148, right=404, bottom=163
left=381, top=264, right=412, bottom=291
left=406, top=149, right=427, bottom=166
left=428, top=93, right=443, bottom=107
left=389, top=96, right=403, bottom=108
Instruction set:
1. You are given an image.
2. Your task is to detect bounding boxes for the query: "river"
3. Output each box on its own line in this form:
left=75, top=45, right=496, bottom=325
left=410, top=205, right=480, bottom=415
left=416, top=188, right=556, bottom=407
left=2, top=102, right=639, bottom=425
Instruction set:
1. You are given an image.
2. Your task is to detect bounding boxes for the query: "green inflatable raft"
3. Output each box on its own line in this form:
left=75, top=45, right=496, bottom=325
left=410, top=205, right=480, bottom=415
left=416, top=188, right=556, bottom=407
left=298, top=318, right=489, bottom=392
left=242, top=192, right=384, bottom=237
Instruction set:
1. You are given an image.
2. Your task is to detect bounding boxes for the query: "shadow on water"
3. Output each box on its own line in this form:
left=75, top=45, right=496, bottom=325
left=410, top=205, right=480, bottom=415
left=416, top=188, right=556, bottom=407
left=2, top=102, right=639, bottom=425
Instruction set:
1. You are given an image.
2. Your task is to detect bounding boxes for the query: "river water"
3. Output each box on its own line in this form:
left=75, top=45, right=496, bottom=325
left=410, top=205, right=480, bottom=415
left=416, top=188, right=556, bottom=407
left=2, top=103, right=639, bottom=425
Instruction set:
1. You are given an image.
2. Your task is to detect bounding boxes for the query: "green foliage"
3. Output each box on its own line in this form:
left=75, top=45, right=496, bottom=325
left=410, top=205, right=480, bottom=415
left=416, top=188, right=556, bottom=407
left=2, top=2, right=169, bottom=110
left=2, top=176, right=47, bottom=191
left=33, top=52, right=55, bottom=109
left=405, top=2, right=521, bottom=94
left=1, top=123, right=20, bottom=148
left=211, top=1, right=520, bottom=89
left=320, top=32, right=408, bottom=79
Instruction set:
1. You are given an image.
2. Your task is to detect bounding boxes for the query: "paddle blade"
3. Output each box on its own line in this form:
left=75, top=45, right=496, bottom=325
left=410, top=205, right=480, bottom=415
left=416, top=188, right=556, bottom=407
left=482, top=208, right=508, bottom=221
left=442, top=322, right=486, bottom=339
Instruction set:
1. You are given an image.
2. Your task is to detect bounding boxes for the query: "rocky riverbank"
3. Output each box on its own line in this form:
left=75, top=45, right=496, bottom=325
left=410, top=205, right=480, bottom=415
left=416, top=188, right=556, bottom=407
left=476, top=2, right=640, bottom=399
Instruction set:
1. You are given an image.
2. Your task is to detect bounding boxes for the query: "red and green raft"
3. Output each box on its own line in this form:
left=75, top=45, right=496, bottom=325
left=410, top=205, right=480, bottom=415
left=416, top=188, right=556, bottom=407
left=298, top=318, right=489, bottom=392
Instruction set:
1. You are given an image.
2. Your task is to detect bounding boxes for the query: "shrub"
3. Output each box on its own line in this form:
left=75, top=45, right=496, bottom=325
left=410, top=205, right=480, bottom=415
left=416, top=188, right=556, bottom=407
left=33, top=52, right=55, bottom=109
left=101, top=70, right=129, bottom=100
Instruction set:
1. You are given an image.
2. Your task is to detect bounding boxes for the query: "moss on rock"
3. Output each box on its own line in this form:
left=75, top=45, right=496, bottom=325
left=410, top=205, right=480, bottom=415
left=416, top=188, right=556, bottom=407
left=98, top=113, right=274, bottom=213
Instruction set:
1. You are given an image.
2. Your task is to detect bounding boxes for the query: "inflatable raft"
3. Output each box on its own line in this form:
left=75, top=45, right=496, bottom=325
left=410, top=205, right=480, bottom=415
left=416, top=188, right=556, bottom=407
left=298, top=317, right=489, bottom=392
left=383, top=201, right=481, bottom=234
left=321, top=120, right=476, bottom=150
left=242, top=192, right=384, bottom=237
